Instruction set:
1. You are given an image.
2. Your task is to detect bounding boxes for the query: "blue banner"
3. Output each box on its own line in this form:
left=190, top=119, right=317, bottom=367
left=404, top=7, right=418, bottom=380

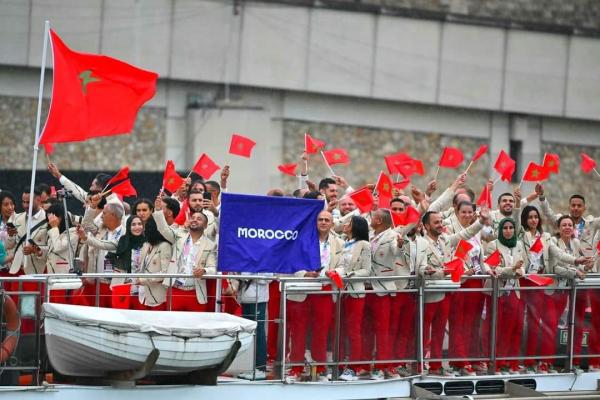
left=218, top=193, right=322, bottom=273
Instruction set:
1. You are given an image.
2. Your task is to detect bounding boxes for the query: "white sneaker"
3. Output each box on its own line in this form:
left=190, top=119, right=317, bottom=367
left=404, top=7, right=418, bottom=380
left=370, top=369, right=385, bottom=381
left=339, top=368, right=358, bottom=381
left=285, top=370, right=301, bottom=384
left=238, top=369, right=266, bottom=380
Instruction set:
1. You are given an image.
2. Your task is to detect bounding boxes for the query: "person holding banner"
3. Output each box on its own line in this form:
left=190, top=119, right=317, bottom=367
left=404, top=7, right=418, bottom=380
left=539, top=216, right=592, bottom=373
left=336, top=215, right=372, bottom=382
left=153, top=205, right=216, bottom=312
left=286, top=210, right=344, bottom=383
left=420, top=208, right=489, bottom=376
left=519, top=206, right=591, bottom=374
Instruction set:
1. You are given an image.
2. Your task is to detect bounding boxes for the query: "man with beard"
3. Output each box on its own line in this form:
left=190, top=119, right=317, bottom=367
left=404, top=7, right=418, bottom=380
left=154, top=207, right=216, bottom=312
left=420, top=208, right=490, bottom=376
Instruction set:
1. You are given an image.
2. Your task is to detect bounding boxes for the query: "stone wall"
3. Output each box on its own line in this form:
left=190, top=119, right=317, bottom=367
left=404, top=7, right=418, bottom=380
left=305, top=0, right=600, bottom=31
left=282, top=119, right=600, bottom=221
left=539, top=142, right=600, bottom=218
left=0, top=95, right=166, bottom=172
left=281, top=119, right=490, bottom=199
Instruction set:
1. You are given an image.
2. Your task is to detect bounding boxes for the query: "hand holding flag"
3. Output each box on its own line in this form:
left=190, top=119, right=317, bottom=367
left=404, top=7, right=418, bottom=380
left=443, top=258, right=465, bottom=282
left=348, top=187, right=374, bottom=214
left=530, top=236, right=544, bottom=254
left=484, top=249, right=502, bottom=269
left=305, top=133, right=326, bottom=154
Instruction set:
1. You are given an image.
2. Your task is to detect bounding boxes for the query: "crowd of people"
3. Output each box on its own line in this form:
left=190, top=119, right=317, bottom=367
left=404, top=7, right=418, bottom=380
left=0, top=156, right=599, bottom=383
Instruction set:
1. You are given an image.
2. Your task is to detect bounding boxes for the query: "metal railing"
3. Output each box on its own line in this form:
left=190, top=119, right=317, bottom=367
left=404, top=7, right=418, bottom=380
left=0, top=272, right=599, bottom=384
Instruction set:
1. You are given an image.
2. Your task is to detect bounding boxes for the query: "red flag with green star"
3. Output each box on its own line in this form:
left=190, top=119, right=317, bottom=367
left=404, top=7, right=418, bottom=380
left=39, top=30, right=158, bottom=146
left=323, top=148, right=350, bottom=165
left=522, top=162, right=549, bottom=182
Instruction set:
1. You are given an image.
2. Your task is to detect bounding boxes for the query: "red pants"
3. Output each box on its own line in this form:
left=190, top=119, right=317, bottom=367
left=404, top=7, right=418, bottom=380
left=339, top=296, right=365, bottom=370
left=71, top=281, right=112, bottom=308
left=423, top=297, right=450, bottom=370
left=540, top=291, right=567, bottom=364
left=589, top=289, right=600, bottom=365
left=267, top=281, right=280, bottom=361
left=361, top=293, right=391, bottom=369
left=287, top=287, right=334, bottom=373
left=523, top=289, right=545, bottom=366
left=170, top=287, right=207, bottom=312
left=573, top=290, right=588, bottom=364
left=49, top=289, right=69, bottom=304
left=389, top=292, right=417, bottom=366
left=449, top=280, right=485, bottom=368
left=496, top=292, right=524, bottom=369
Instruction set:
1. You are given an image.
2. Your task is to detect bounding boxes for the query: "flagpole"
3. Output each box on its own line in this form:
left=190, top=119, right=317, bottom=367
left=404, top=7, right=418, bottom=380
left=594, top=168, right=600, bottom=178
left=433, top=165, right=440, bottom=181
left=320, top=151, right=336, bottom=177
left=464, top=160, right=474, bottom=175
left=26, top=20, right=50, bottom=243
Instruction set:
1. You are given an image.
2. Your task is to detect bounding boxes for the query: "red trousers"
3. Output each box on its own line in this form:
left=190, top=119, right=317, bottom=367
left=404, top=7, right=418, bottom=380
left=449, top=280, right=485, bottom=368
left=423, top=297, right=450, bottom=370
left=267, top=281, right=280, bottom=361
left=205, top=278, right=241, bottom=315
left=170, top=287, right=207, bottom=312
left=523, top=289, right=545, bottom=366
left=540, top=291, right=567, bottom=364
left=573, top=290, right=588, bottom=364
left=71, top=281, right=112, bottom=308
left=287, top=287, right=334, bottom=373
left=339, top=296, right=365, bottom=370
left=389, top=292, right=417, bottom=366
left=496, top=292, right=524, bottom=369
left=361, top=293, right=391, bottom=368
left=589, top=290, right=600, bottom=365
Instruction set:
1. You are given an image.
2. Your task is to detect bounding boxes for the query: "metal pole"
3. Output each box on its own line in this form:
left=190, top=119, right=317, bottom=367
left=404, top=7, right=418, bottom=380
left=489, top=277, right=499, bottom=374
left=280, top=282, right=287, bottom=381
left=26, top=20, right=50, bottom=243
left=418, top=281, right=425, bottom=375
left=567, top=279, right=577, bottom=371
left=332, top=287, right=342, bottom=380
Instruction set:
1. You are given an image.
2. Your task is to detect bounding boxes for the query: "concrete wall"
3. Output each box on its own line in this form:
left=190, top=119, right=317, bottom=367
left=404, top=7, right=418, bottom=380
left=3, top=0, right=600, bottom=122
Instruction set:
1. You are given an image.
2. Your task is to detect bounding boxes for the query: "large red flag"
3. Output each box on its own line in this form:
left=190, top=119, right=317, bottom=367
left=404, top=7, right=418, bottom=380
left=471, top=145, right=488, bottom=162
left=110, top=179, right=137, bottom=197
left=106, top=166, right=129, bottom=186
left=542, top=153, right=560, bottom=175
left=229, top=133, right=256, bottom=158
left=192, top=153, right=220, bottom=180
left=348, top=187, right=374, bottom=214
left=39, top=30, right=158, bottom=145
left=522, top=162, right=550, bottom=182
left=581, top=152, right=597, bottom=174
left=163, top=160, right=185, bottom=193
left=305, top=133, right=326, bottom=154
left=323, top=148, right=350, bottom=165
left=484, top=250, right=502, bottom=267
left=277, top=163, right=297, bottom=177
left=494, top=150, right=516, bottom=182
left=438, top=147, right=464, bottom=168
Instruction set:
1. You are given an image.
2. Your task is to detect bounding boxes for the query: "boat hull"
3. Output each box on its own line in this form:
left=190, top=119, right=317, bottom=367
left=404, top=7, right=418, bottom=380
left=43, top=304, right=255, bottom=377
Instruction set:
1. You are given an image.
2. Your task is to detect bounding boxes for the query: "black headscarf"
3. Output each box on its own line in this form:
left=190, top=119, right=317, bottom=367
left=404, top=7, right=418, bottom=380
left=115, top=216, right=145, bottom=272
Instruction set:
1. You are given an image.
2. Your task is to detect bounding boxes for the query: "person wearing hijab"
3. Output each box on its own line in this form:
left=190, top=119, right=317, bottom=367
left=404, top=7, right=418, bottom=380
left=114, top=215, right=145, bottom=308
left=483, top=218, right=525, bottom=375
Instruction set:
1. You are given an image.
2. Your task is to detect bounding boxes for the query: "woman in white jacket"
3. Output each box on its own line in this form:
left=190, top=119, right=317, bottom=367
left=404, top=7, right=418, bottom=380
left=45, top=203, right=79, bottom=303
left=483, top=218, right=525, bottom=375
